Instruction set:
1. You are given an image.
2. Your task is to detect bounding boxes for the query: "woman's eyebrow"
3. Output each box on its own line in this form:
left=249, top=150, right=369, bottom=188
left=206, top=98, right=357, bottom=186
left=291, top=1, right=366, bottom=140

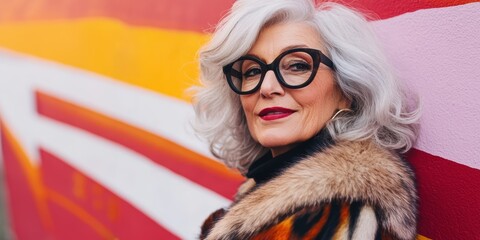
left=244, top=44, right=310, bottom=60
left=279, top=44, right=309, bottom=52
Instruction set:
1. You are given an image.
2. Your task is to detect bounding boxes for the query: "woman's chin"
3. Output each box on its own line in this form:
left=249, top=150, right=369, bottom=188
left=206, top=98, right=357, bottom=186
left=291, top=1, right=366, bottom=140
left=256, top=133, right=296, bottom=149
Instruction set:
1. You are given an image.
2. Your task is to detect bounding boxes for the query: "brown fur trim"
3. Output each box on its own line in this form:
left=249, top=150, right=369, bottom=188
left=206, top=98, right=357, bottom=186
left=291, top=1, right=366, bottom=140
left=234, top=178, right=256, bottom=202
left=200, top=208, right=227, bottom=239
left=205, top=140, right=417, bottom=240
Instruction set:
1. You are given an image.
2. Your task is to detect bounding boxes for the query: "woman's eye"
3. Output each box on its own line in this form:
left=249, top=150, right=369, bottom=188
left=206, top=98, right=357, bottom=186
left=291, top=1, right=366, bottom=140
left=288, top=62, right=311, bottom=71
left=243, top=68, right=262, bottom=78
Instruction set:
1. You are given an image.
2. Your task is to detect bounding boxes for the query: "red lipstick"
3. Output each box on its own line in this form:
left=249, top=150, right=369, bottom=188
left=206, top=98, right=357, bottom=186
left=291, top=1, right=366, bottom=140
left=258, top=107, right=295, bottom=121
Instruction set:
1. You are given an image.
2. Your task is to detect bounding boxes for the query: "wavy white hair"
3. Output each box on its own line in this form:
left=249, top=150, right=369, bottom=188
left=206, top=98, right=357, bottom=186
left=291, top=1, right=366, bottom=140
left=192, top=0, right=420, bottom=173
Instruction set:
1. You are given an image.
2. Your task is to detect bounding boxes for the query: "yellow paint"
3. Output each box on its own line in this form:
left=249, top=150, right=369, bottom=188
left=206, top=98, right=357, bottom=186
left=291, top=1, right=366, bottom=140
left=107, top=196, right=119, bottom=222
left=73, top=169, right=119, bottom=222
left=0, top=18, right=210, bottom=102
left=47, top=188, right=116, bottom=239
left=92, top=183, right=105, bottom=211
left=0, top=119, right=53, bottom=230
left=417, top=235, right=431, bottom=240
left=72, top=171, right=86, bottom=200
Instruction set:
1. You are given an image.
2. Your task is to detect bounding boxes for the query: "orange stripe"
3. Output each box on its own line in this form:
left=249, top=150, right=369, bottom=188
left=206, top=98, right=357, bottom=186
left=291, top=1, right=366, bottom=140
left=332, top=203, right=350, bottom=239
left=36, top=91, right=244, bottom=199
left=46, top=188, right=116, bottom=239
left=304, top=205, right=331, bottom=239
left=0, top=19, right=209, bottom=101
left=253, top=217, right=293, bottom=239
left=35, top=91, right=239, bottom=180
left=0, top=118, right=53, bottom=230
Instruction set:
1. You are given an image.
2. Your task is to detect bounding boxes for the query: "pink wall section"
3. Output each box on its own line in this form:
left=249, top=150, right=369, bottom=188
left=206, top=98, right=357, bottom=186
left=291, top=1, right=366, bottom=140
left=370, top=3, right=480, bottom=238
left=372, top=2, right=480, bottom=168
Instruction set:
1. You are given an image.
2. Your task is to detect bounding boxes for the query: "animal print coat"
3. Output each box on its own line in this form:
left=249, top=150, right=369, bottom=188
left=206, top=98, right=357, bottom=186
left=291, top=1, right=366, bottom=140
left=200, top=140, right=418, bottom=240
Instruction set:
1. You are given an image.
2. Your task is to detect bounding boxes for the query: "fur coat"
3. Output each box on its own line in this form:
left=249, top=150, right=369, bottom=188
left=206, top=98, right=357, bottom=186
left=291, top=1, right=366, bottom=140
left=200, top=140, right=418, bottom=240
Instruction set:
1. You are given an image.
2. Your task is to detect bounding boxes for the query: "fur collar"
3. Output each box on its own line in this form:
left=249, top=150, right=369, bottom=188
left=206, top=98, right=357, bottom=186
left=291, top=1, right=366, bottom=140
left=206, top=140, right=417, bottom=240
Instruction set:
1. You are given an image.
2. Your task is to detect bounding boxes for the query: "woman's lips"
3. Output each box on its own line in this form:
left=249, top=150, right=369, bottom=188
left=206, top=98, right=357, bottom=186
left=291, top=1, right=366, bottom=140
left=258, top=107, right=295, bottom=121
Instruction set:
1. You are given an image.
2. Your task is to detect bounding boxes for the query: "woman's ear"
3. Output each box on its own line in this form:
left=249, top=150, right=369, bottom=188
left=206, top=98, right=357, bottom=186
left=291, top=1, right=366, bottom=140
left=337, top=92, right=352, bottom=110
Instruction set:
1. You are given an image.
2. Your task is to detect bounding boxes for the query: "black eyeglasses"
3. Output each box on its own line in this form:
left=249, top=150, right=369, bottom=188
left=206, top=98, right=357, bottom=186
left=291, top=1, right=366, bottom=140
left=223, top=48, right=335, bottom=95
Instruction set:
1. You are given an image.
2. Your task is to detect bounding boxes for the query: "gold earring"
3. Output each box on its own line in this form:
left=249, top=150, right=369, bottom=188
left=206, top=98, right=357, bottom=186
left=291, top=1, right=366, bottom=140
left=330, top=108, right=353, bottom=121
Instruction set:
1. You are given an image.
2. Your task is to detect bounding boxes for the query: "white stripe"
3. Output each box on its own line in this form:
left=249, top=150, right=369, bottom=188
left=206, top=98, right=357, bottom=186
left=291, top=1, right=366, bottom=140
left=0, top=49, right=232, bottom=238
left=0, top=51, right=41, bottom=163
left=352, top=206, right=377, bottom=240
left=0, top=49, right=214, bottom=161
left=38, top=117, right=230, bottom=239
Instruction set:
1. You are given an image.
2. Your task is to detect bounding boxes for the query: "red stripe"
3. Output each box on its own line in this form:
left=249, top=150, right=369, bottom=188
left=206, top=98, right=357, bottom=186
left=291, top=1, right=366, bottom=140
left=46, top=202, right=114, bottom=240
left=35, top=91, right=243, bottom=200
left=40, top=149, right=180, bottom=240
left=407, top=148, right=480, bottom=239
left=0, top=0, right=477, bottom=31
left=0, top=0, right=234, bottom=32
left=0, top=120, right=51, bottom=239
left=327, top=0, right=478, bottom=20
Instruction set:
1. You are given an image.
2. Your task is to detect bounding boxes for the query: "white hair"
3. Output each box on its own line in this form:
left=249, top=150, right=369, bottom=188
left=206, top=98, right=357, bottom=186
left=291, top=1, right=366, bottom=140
left=192, top=0, right=420, bottom=173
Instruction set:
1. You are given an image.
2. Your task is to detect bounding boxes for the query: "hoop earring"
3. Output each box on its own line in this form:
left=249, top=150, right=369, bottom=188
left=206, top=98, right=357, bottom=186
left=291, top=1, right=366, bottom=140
left=330, top=108, right=353, bottom=121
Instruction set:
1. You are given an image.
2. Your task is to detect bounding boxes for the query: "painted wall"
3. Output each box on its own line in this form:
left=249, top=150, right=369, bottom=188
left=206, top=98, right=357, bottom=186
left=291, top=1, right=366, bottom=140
left=0, top=0, right=479, bottom=239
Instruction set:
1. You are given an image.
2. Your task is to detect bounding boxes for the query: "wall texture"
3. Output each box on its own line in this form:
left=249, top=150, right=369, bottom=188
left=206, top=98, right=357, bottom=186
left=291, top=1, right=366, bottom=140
left=0, top=0, right=479, bottom=239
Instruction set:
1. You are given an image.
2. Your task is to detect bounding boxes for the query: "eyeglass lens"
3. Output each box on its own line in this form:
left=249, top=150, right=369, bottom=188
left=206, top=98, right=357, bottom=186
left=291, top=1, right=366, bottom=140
left=229, top=51, right=315, bottom=93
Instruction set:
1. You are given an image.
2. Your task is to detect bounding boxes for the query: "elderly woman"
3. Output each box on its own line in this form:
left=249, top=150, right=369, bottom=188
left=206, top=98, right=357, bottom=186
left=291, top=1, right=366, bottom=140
left=193, top=0, right=420, bottom=239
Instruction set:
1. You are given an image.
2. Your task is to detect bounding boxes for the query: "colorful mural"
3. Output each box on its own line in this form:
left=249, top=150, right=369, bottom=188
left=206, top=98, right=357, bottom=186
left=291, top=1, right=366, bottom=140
left=0, top=0, right=479, bottom=239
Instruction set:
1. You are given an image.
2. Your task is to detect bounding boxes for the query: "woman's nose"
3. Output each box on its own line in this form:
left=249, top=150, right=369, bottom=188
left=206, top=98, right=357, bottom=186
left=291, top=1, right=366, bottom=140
left=259, top=71, right=285, bottom=98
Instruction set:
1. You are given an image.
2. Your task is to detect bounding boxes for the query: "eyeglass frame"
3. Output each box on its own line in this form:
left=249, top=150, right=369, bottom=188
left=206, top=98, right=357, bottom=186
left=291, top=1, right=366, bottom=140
left=222, top=47, right=336, bottom=95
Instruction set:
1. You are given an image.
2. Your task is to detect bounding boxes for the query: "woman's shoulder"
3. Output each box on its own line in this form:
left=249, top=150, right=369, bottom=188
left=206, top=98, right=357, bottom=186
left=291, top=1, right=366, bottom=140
left=204, top=139, right=417, bottom=240
left=282, top=139, right=417, bottom=238
left=239, top=139, right=416, bottom=210
left=291, top=139, right=417, bottom=204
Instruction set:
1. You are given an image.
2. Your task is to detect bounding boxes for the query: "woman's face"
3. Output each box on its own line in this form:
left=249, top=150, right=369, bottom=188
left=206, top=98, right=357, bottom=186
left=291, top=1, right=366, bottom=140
left=240, top=22, right=349, bottom=157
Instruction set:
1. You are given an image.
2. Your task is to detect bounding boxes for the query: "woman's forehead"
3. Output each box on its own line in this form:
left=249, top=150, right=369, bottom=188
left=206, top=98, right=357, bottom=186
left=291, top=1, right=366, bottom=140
left=247, top=22, right=325, bottom=59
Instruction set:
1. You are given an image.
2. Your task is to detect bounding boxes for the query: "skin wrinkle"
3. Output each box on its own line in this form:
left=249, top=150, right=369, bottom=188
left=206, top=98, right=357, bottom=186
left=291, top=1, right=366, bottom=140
left=202, top=7, right=417, bottom=240
left=239, top=21, right=349, bottom=157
